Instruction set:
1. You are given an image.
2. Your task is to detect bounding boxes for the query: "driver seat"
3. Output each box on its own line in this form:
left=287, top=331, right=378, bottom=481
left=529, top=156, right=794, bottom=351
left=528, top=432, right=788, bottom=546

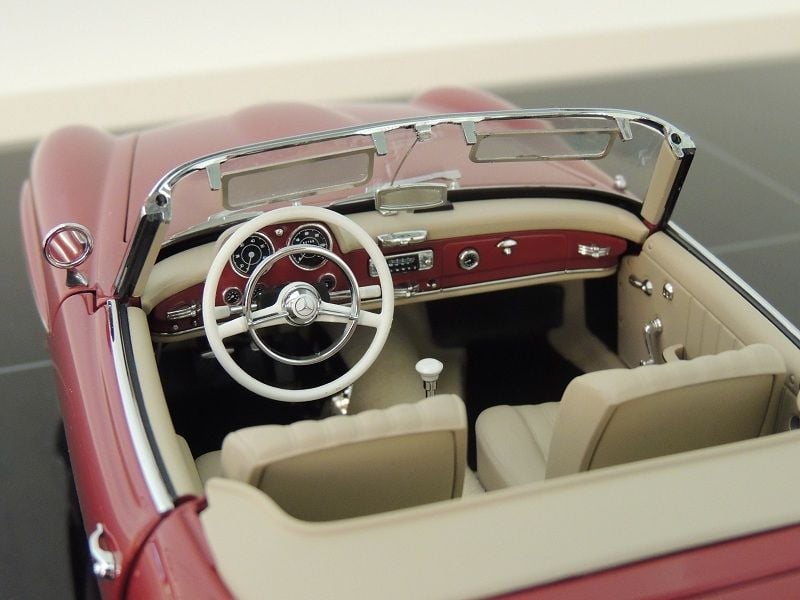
left=209, top=394, right=467, bottom=521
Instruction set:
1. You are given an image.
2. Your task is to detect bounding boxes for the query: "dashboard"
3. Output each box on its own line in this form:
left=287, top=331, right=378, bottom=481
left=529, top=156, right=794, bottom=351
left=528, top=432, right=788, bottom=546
left=147, top=211, right=630, bottom=338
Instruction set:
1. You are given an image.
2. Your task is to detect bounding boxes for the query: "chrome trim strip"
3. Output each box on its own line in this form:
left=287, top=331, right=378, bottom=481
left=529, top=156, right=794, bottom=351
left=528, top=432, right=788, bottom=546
left=150, top=266, right=615, bottom=340
left=667, top=223, right=800, bottom=345
left=401, top=266, right=616, bottom=300
left=107, top=300, right=174, bottom=514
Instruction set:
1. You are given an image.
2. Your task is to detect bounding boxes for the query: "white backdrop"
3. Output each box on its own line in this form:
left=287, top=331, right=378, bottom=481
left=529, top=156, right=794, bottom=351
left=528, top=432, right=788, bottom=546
left=2, top=0, right=800, bottom=142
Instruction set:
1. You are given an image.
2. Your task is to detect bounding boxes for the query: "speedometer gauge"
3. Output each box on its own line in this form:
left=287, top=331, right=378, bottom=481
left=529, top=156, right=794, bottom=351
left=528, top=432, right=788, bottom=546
left=230, top=232, right=274, bottom=277
left=289, top=224, right=333, bottom=270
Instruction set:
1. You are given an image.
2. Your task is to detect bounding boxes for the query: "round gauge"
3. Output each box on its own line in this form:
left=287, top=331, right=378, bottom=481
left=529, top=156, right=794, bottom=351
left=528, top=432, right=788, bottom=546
left=223, top=287, right=243, bottom=306
left=230, top=232, right=274, bottom=277
left=288, top=224, right=333, bottom=270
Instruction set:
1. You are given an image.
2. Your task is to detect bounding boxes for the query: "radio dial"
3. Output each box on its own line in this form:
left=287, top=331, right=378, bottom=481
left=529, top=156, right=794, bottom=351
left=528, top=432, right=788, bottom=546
left=369, top=249, right=434, bottom=277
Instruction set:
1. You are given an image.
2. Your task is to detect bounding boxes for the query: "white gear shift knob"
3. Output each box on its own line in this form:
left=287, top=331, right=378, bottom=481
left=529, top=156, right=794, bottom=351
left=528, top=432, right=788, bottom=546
left=415, top=358, right=443, bottom=397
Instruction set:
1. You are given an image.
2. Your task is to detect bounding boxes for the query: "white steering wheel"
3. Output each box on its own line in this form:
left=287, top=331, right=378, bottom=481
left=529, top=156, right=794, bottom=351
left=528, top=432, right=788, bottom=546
left=201, top=206, right=394, bottom=402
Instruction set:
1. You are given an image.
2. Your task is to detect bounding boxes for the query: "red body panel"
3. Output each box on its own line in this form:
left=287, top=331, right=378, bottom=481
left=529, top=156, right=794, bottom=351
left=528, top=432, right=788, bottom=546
left=25, top=127, right=137, bottom=327
left=503, top=524, right=800, bottom=599
left=50, top=295, right=162, bottom=598
left=126, top=500, right=231, bottom=599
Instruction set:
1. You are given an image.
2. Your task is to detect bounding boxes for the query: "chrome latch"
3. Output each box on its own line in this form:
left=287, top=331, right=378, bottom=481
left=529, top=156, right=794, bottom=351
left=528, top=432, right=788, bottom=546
left=497, top=239, right=518, bottom=255
left=628, top=274, right=653, bottom=296
left=89, top=523, right=119, bottom=580
left=377, top=230, right=428, bottom=248
left=394, top=283, right=421, bottom=298
left=577, top=244, right=611, bottom=258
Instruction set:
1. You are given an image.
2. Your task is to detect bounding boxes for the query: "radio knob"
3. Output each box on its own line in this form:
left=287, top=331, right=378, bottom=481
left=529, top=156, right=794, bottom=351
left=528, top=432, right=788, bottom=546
left=458, top=248, right=480, bottom=271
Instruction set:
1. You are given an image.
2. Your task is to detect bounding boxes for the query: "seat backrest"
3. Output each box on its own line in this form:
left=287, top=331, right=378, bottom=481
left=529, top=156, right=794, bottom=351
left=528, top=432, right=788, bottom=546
left=546, top=344, right=786, bottom=478
left=221, top=394, right=467, bottom=521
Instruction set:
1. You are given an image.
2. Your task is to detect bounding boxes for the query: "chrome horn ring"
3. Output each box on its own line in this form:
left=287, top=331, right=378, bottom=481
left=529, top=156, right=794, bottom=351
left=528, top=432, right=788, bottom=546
left=242, top=245, right=360, bottom=366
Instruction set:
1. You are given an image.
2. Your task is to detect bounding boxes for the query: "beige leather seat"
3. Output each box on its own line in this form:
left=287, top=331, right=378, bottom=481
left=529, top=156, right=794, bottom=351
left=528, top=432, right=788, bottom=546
left=210, top=394, right=467, bottom=521
left=477, top=344, right=786, bottom=490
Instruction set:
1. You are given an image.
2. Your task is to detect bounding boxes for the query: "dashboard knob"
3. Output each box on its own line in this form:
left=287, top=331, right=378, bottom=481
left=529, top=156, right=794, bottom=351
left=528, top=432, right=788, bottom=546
left=458, top=248, right=480, bottom=271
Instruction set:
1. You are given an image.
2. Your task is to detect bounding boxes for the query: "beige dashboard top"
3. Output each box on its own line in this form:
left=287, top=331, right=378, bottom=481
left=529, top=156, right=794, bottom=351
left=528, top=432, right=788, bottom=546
left=142, top=198, right=647, bottom=312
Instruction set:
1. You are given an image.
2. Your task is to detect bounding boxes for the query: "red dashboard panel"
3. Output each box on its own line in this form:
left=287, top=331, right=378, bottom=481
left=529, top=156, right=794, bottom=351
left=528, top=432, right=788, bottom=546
left=148, top=227, right=627, bottom=335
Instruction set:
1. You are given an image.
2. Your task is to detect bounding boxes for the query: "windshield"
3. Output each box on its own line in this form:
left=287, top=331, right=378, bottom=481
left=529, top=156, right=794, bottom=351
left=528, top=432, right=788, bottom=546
left=116, top=109, right=692, bottom=298
left=159, top=112, right=683, bottom=242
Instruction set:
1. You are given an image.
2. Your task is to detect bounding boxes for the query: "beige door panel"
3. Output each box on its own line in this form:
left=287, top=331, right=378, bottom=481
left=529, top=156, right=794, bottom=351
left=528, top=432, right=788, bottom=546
left=618, top=232, right=800, bottom=433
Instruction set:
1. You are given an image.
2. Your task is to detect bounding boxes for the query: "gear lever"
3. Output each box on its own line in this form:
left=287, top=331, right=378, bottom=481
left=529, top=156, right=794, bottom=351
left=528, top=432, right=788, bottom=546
left=415, top=358, right=443, bottom=398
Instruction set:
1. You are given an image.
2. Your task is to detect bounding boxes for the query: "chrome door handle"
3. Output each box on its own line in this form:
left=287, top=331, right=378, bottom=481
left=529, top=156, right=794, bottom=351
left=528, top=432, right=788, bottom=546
left=89, top=523, right=119, bottom=580
left=628, top=274, right=653, bottom=296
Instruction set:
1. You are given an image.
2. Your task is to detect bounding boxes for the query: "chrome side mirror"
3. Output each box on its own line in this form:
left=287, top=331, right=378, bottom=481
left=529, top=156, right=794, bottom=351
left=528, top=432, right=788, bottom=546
left=42, top=223, right=94, bottom=287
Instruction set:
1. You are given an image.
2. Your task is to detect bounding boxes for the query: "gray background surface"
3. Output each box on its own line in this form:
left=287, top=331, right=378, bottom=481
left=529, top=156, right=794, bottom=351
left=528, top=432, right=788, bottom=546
left=1, top=58, right=798, bottom=598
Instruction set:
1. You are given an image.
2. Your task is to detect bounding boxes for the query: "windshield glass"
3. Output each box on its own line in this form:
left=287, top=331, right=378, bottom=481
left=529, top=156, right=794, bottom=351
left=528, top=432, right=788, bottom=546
left=159, top=111, right=680, bottom=242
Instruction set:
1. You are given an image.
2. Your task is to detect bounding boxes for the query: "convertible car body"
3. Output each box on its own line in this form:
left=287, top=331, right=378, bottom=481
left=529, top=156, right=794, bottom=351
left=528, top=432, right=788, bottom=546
left=21, top=88, right=800, bottom=598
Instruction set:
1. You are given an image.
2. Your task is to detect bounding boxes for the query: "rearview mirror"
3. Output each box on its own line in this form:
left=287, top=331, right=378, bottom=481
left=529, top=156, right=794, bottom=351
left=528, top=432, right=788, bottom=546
left=374, top=184, right=448, bottom=215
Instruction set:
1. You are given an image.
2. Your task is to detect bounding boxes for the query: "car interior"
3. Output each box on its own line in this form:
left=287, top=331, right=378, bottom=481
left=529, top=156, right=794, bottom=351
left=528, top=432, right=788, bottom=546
left=125, top=191, right=800, bottom=502
left=114, top=186, right=800, bottom=596
left=90, top=100, right=799, bottom=596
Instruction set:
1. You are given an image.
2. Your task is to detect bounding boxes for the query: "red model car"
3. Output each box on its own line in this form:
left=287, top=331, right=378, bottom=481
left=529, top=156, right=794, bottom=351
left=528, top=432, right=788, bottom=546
left=21, top=88, right=800, bottom=599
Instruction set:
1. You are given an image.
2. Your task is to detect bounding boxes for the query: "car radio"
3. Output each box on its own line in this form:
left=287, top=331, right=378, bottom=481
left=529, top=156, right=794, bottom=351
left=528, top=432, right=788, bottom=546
left=369, top=249, right=434, bottom=277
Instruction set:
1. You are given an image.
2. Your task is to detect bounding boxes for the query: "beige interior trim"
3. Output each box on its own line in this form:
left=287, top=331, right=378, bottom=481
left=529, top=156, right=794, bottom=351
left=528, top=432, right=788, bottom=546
left=142, top=198, right=647, bottom=315
left=547, top=280, right=626, bottom=373
left=336, top=198, right=649, bottom=253
left=127, top=307, right=201, bottom=496
left=640, top=139, right=680, bottom=225
left=340, top=303, right=465, bottom=412
left=201, top=430, right=800, bottom=600
left=141, top=243, right=216, bottom=312
left=618, top=232, right=800, bottom=379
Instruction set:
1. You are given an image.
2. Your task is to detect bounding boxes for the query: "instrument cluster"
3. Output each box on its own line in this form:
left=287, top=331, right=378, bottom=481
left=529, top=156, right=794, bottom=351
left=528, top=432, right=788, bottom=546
left=229, top=223, right=333, bottom=277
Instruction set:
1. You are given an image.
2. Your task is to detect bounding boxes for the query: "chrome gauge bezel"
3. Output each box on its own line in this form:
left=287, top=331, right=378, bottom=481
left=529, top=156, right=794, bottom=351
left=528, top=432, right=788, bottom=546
left=229, top=231, right=275, bottom=277
left=288, top=223, right=334, bottom=271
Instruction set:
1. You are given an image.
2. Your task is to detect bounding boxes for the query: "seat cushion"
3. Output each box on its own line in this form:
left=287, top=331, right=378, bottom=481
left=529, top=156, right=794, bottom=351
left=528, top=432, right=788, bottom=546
left=476, top=403, right=560, bottom=491
left=222, top=395, right=468, bottom=521
left=547, top=343, right=786, bottom=478
left=462, top=468, right=485, bottom=496
left=196, top=450, right=223, bottom=485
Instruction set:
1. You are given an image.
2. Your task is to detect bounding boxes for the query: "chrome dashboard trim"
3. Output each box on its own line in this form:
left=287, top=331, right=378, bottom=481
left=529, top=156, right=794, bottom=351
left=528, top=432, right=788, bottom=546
left=108, top=300, right=174, bottom=513
left=394, top=266, right=616, bottom=301
left=149, top=266, right=616, bottom=341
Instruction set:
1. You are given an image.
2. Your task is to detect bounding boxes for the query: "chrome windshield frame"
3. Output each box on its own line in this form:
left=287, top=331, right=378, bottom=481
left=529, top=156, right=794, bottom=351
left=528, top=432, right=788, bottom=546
left=113, top=108, right=693, bottom=300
